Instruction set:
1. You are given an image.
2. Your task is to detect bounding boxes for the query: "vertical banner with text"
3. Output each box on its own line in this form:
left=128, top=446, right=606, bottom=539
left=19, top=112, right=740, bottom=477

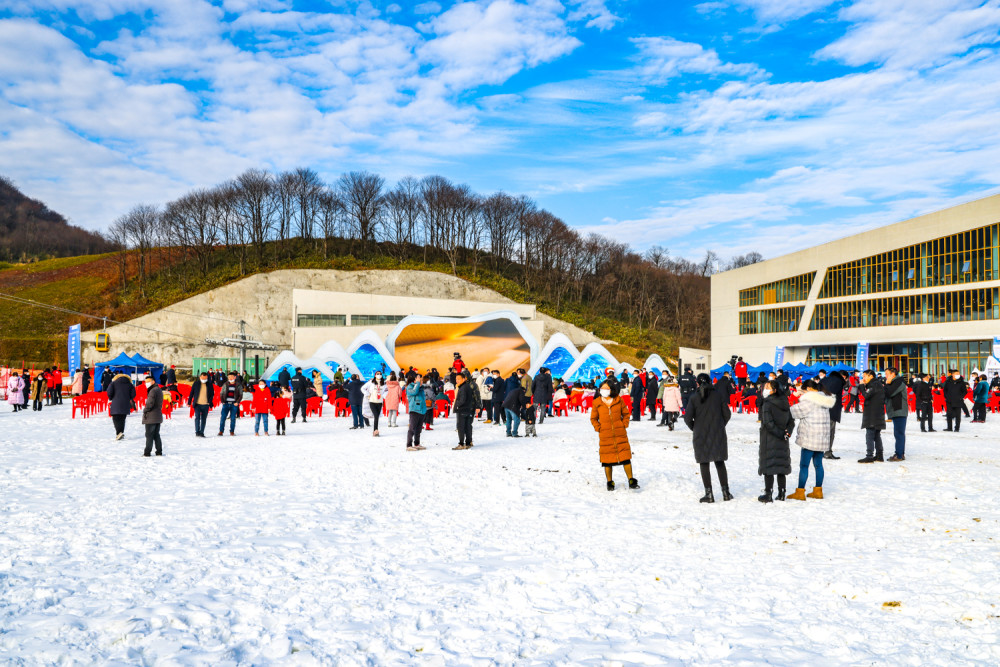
left=68, top=324, right=81, bottom=378
left=774, top=346, right=785, bottom=370
left=855, top=342, right=869, bottom=371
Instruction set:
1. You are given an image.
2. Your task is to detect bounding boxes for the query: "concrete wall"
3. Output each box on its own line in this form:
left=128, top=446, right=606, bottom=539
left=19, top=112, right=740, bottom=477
left=83, top=269, right=600, bottom=367
left=711, top=193, right=1000, bottom=367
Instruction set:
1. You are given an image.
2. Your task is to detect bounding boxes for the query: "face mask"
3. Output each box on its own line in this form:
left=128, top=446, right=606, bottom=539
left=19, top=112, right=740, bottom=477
left=145, top=382, right=154, bottom=389
left=954, top=374, right=961, bottom=380
left=600, top=388, right=611, bottom=397
left=762, top=388, right=772, bottom=398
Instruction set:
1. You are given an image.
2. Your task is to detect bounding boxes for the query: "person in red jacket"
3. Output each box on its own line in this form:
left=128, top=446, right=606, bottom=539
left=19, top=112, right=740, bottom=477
left=44, top=367, right=56, bottom=406
left=52, top=366, right=63, bottom=405
left=252, top=379, right=272, bottom=436
left=734, top=357, right=748, bottom=388
left=452, top=352, right=466, bottom=375
left=269, top=387, right=289, bottom=435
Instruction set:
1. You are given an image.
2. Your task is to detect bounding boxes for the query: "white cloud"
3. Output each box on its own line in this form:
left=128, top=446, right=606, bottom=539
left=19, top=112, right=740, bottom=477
left=632, top=36, right=761, bottom=83
left=568, top=0, right=622, bottom=30
left=818, top=0, right=1000, bottom=69
left=414, top=1, right=442, bottom=14
left=733, top=0, right=839, bottom=23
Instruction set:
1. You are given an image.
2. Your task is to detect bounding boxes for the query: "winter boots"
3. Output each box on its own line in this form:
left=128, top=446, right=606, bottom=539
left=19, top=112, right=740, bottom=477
left=788, top=488, right=807, bottom=501
left=721, top=487, right=733, bottom=501
left=607, top=480, right=615, bottom=491
left=628, top=478, right=640, bottom=489
left=806, top=487, right=823, bottom=499
left=758, top=491, right=772, bottom=503
left=699, top=489, right=715, bottom=503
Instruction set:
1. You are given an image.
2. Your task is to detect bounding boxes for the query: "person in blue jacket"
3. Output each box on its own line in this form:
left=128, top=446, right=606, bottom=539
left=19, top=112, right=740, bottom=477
left=405, top=371, right=428, bottom=451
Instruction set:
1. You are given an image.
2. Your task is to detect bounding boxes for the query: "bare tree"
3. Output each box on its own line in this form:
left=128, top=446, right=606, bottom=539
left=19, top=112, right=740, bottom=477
left=164, top=189, right=219, bottom=276
left=115, top=204, right=158, bottom=297
left=316, top=188, right=342, bottom=260
left=293, top=167, right=323, bottom=241
left=338, top=171, right=385, bottom=254
left=105, top=218, right=130, bottom=291
left=728, top=251, right=764, bottom=270
left=481, top=192, right=518, bottom=271
left=232, top=168, right=276, bottom=268
left=644, top=245, right=669, bottom=269
left=384, top=176, right=422, bottom=263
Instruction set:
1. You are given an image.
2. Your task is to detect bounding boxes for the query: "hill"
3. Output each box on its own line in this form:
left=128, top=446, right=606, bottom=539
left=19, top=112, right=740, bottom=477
left=0, top=240, right=704, bottom=370
left=0, top=176, right=112, bottom=262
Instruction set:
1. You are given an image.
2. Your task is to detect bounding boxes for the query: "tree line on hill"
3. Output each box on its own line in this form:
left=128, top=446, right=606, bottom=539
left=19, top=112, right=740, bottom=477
left=107, top=168, right=762, bottom=347
left=0, top=176, right=111, bottom=262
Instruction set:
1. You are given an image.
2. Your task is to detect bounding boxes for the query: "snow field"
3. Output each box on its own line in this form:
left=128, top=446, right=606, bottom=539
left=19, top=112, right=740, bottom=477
left=1, top=406, right=999, bottom=665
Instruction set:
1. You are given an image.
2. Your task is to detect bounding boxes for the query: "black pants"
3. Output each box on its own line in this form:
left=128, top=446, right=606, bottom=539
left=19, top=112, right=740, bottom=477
left=275, top=418, right=286, bottom=434
left=144, top=423, right=162, bottom=455
left=681, top=393, right=692, bottom=413
left=962, top=402, right=970, bottom=418
left=846, top=394, right=860, bottom=412
left=700, top=461, right=728, bottom=490
left=32, top=398, right=43, bottom=411
left=424, top=409, right=434, bottom=426
left=370, top=402, right=382, bottom=431
left=946, top=406, right=962, bottom=431
left=631, top=400, right=642, bottom=421
left=764, top=473, right=786, bottom=493
left=456, top=412, right=473, bottom=445
left=112, top=414, right=127, bottom=436
left=193, top=404, right=209, bottom=435
left=647, top=397, right=657, bottom=420
left=406, top=412, right=423, bottom=448
left=492, top=402, right=504, bottom=423
left=974, top=402, right=987, bottom=422
left=866, top=428, right=883, bottom=457
left=292, top=396, right=306, bottom=421
left=918, top=400, right=933, bottom=431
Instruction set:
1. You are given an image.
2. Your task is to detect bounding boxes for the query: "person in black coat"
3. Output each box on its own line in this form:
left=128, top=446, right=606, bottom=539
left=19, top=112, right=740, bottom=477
left=346, top=374, right=366, bottom=429
left=645, top=371, right=659, bottom=421
left=532, top=368, right=554, bottom=423
left=189, top=372, right=215, bottom=437
left=290, top=368, right=309, bottom=424
left=678, top=369, right=697, bottom=412
left=278, top=367, right=292, bottom=391
left=942, top=370, right=968, bottom=432
left=911, top=374, right=934, bottom=432
left=452, top=372, right=476, bottom=449
left=820, top=370, right=847, bottom=460
left=758, top=379, right=793, bottom=503
left=81, top=364, right=91, bottom=393
left=859, top=369, right=886, bottom=462
left=684, top=373, right=733, bottom=503
left=629, top=372, right=645, bottom=421
left=165, top=365, right=177, bottom=386
left=502, top=382, right=529, bottom=437
left=106, top=373, right=136, bottom=440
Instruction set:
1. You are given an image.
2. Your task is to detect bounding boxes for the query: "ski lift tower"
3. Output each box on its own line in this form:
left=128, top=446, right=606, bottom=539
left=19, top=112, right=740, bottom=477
left=205, top=320, right=277, bottom=378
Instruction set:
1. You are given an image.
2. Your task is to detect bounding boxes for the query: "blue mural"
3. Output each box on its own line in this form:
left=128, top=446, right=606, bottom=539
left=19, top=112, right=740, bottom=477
left=567, top=353, right=614, bottom=383
left=541, top=346, right=577, bottom=379
left=351, top=343, right=392, bottom=380
left=323, top=361, right=343, bottom=378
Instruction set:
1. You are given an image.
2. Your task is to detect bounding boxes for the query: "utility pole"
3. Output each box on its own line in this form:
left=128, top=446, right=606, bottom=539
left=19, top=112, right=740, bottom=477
left=205, top=320, right=277, bottom=379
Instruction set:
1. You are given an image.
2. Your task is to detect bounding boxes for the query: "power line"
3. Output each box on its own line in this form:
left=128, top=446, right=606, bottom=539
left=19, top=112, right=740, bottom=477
left=0, top=292, right=206, bottom=343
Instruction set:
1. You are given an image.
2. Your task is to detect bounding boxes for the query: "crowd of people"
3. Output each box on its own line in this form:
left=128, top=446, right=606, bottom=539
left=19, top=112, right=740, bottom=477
left=4, top=352, right=994, bottom=502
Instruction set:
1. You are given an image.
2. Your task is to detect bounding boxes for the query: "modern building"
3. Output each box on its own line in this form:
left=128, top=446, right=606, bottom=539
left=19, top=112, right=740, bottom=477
left=711, top=193, right=1000, bottom=377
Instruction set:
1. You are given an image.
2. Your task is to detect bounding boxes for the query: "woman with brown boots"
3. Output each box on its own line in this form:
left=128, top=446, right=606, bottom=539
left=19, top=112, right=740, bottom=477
left=590, top=379, right=639, bottom=491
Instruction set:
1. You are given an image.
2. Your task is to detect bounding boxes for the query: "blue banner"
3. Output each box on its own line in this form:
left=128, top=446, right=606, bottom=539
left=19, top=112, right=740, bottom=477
left=774, top=346, right=785, bottom=369
left=68, top=324, right=81, bottom=378
left=856, top=342, right=869, bottom=371
left=993, top=336, right=1000, bottom=360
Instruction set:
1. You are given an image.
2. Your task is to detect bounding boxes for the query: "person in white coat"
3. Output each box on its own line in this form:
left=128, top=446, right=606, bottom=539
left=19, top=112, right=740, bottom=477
left=788, top=380, right=836, bottom=501
left=362, top=373, right=386, bottom=436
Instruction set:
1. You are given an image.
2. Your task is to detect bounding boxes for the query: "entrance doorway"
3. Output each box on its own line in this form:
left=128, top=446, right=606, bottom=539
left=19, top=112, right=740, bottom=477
left=877, top=355, right=908, bottom=372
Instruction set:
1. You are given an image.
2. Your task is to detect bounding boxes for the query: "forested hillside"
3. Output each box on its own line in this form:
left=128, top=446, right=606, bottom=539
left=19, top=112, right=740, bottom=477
left=0, top=176, right=112, bottom=262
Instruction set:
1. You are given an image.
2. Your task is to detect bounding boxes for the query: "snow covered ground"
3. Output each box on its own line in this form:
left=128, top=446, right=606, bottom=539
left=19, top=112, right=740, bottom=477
left=1, top=404, right=999, bottom=665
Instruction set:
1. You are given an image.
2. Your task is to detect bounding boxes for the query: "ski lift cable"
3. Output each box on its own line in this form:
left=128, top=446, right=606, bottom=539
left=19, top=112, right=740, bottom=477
left=0, top=291, right=206, bottom=343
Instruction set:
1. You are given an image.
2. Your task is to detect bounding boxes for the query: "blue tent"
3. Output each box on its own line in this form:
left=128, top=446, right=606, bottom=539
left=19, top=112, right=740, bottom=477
left=130, top=353, right=164, bottom=383
left=830, top=362, right=857, bottom=372
left=747, top=362, right=774, bottom=377
left=94, top=352, right=141, bottom=391
left=710, top=363, right=733, bottom=380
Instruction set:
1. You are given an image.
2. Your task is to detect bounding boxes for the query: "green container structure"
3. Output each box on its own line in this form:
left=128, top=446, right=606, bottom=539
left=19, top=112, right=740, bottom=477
left=192, top=357, right=268, bottom=378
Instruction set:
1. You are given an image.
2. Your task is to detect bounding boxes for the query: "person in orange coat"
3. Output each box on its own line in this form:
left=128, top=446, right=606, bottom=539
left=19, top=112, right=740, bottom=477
left=590, top=379, right=639, bottom=491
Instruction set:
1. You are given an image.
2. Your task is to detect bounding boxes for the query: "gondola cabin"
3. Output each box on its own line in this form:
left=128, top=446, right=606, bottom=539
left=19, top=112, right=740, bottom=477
left=96, top=333, right=111, bottom=352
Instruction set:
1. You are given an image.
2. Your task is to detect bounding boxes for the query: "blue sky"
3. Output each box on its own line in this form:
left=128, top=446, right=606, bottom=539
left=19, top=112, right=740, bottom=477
left=2, top=0, right=1000, bottom=261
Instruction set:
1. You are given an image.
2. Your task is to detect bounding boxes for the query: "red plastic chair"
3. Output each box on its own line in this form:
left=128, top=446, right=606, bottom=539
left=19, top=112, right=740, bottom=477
left=582, top=396, right=594, bottom=411
left=622, top=395, right=632, bottom=412
left=988, top=395, right=1000, bottom=413
left=334, top=398, right=351, bottom=417
left=239, top=400, right=253, bottom=417
left=435, top=399, right=450, bottom=418
left=445, top=390, right=455, bottom=403
left=306, top=396, right=323, bottom=418
left=746, top=396, right=757, bottom=414
left=553, top=398, right=569, bottom=416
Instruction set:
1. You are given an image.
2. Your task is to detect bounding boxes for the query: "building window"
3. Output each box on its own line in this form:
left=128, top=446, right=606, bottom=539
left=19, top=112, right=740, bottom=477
left=351, top=315, right=405, bottom=327
left=818, top=222, right=1000, bottom=298
left=808, top=287, right=998, bottom=330
left=739, top=272, right=815, bottom=307
left=808, top=342, right=989, bottom=378
left=739, top=306, right=805, bottom=335
left=297, top=314, right=347, bottom=327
